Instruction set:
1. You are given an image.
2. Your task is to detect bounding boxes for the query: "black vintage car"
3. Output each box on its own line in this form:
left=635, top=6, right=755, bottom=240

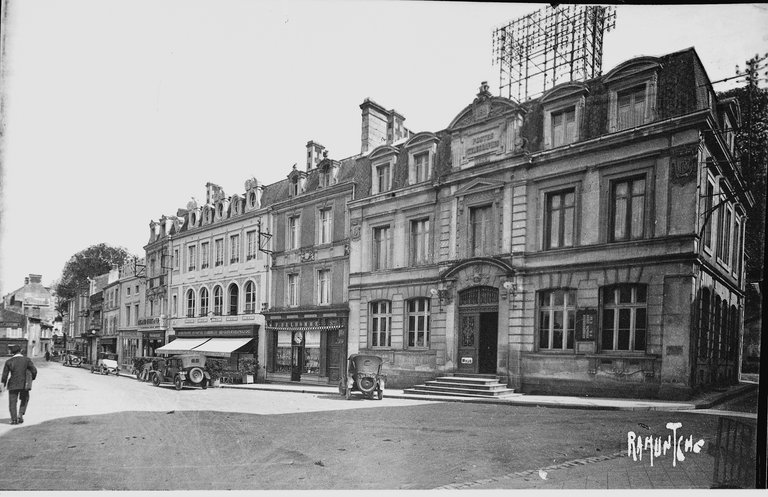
left=339, top=354, right=385, bottom=400
left=150, top=353, right=211, bottom=390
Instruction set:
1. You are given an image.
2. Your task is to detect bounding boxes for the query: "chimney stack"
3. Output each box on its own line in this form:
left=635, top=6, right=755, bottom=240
left=360, top=98, right=411, bottom=155
left=306, top=141, right=326, bottom=171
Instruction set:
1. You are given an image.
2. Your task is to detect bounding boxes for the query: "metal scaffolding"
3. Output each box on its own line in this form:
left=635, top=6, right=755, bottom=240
left=492, top=5, right=617, bottom=102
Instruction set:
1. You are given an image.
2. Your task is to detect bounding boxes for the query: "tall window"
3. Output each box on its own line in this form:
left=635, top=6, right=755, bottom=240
left=376, top=164, right=390, bottom=193
left=545, top=189, right=575, bottom=249
left=611, top=177, right=645, bottom=241
left=407, top=298, right=430, bottom=348
left=200, top=242, right=210, bottom=269
left=199, top=287, right=209, bottom=316
left=601, top=284, right=647, bottom=351
left=246, top=230, right=257, bottom=260
left=370, top=301, right=392, bottom=347
left=410, top=218, right=430, bottom=265
left=698, top=288, right=711, bottom=359
left=470, top=205, right=493, bottom=256
left=288, top=274, right=299, bottom=306
left=288, top=215, right=300, bottom=250
left=125, top=305, right=131, bottom=326
left=213, top=286, right=223, bottom=316
left=373, top=226, right=390, bottom=270
left=413, top=151, right=429, bottom=183
left=317, top=269, right=330, bottom=305
left=228, top=283, right=239, bottom=315
left=617, top=85, right=646, bottom=130
left=719, top=207, right=732, bottom=264
left=704, top=179, right=714, bottom=249
left=713, top=295, right=722, bottom=360
left=291, top=179, right=300, bottom=196
left=186, top=289, right=195, bottom=318
left=244, top=281, right=256, bottom=314
left=173, top=249, right=179, bottom=269
left=552, top=107, right=576, bottom=147
left=732, top=218, right=741, bottom=273
left=187, top=245, right=197, bottom=271
left=539, top=289, right=575, bottom=350
left=318, top=208, right=332, bottom=244
left=215, top=239, right=224, bottom=266
left=230, top=234, right=240, bottom=264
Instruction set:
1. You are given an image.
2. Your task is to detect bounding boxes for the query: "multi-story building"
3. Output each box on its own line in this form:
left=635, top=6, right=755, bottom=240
left=61, top=289, right=89, bottom=356
left=159, top=179, right=270, bottom=377
left=347, top=48, right=751, bottom=399
left=142, top=217, right=174, bottom=354
left=0, top=307, right=27, bottom=355
left=99, top=267, right=121, bottom=357
left=262, top=132, right=386, bottom=384
left=2, top=274, right=56, bottom=357
left=84, top=273, right=109, bottom=364
left=117, top=258, right=146, bottom=369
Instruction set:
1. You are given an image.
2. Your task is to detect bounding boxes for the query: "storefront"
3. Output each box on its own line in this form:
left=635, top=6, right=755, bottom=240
left=264, top=313, right=347, bottom=385
left=99, top=336, right=117, bottom=355
left=138, top=317, right=166, bottom=357
left=118, top=330, right=142, bottom=370
left=157, top=325, right=258, bottom=371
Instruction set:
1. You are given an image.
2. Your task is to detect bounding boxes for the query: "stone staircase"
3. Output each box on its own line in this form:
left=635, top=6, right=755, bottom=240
left=403, top=373, right=520, bottom=398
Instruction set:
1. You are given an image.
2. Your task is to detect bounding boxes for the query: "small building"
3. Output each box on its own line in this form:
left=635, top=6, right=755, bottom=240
left=2, top=274, right=56, bottom=357
left=0, top=307, right=27, bottom=356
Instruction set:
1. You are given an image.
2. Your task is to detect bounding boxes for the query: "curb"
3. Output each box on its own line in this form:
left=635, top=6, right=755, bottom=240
left=693, top=383, right=757, bottom=409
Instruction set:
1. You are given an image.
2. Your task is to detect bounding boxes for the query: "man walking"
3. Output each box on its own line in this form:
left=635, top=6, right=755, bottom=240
left=1, top=344, right=37, bottom=425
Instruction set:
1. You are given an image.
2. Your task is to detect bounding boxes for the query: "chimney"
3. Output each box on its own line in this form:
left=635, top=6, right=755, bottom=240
left=24, top=277, right=29, bottom=285
left=306, top=141, right=326, bottom=171
left=29, top=275, right=42, bottom=284
left=360, top=98, right=391, bottom=155
left=205, top=182, right=224, bottom=205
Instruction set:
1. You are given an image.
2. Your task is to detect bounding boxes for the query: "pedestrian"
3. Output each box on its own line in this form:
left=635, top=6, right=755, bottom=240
left=45, top=349, right=50, bottom=362
left=1, top=344, right=37, bottom=425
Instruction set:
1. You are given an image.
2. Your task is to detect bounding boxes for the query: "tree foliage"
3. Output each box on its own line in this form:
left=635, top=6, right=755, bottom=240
left=55, top=243, right=134, bottom=301
left=719, top=84, right=768, bottom=282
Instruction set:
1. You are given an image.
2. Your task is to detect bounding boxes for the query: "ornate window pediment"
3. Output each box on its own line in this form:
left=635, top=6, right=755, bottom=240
left=287, top=165, right=308, bottom=196
left=368, top=145, right=399, bottom=161
left=454, top=177, right=506, bottom=197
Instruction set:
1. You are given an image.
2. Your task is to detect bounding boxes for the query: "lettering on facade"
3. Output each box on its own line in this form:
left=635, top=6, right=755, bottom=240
left=461, top=357, right=473, bottom=364
left=466, top=139, right=501, bottom=157
left=138, top=317, right=160, bottom=328
left=176, top=327, right=254, bottom=338
left=576, top=308, right=597, bottom=341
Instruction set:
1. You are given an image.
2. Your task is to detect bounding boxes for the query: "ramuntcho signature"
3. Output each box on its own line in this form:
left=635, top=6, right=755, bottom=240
left=627, top=422, right=705, bottom=467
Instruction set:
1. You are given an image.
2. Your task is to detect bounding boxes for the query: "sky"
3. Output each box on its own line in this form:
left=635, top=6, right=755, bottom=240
left=1, top=1, right=767, bottom=296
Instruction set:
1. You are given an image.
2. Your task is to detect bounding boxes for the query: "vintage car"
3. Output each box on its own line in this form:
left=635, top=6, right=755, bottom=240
left=339, top=354, right=385, bottom=400
left=150, top=353, right=211, bottom=390
left=90, top=352, right=120, bottom=375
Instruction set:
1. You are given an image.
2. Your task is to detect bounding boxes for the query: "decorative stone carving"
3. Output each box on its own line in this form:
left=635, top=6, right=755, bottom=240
left=461, top=316, right=475, bottom=347
left=350, top=221, right=361, bottom=240
left=300, top=248, right=316, bottom=262
left=670, top=143, right=699, bottom=184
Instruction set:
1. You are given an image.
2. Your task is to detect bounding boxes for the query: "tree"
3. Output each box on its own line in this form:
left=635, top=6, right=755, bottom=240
left=55, top=243, right=135, bottom=301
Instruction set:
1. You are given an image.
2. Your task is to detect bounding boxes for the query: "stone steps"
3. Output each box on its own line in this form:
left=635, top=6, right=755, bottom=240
left=403, top=374, right=519, bottom=398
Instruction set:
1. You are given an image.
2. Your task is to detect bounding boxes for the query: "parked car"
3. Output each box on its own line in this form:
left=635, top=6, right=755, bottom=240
left=62, top=352, right=83, bottom=367
left=91, top=352, right=119, bottom=375
left=339, top=354, right=385, bottom=400
left=150, top=353, right=211, bottom=390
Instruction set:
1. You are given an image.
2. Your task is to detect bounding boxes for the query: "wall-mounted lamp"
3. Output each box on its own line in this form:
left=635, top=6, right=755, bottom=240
left=429, top=288, right=451, bottom=311
left=502, top=281, right=517, bottom=301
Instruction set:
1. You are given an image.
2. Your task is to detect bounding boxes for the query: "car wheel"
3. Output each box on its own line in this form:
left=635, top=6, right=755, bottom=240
left=152, top=373, right=162, bottom=387
left=174, top=376, right=183, bottom=391
left=90, top=366, right=95, bottom=374
left=201, top=379, right=208, bottom=390
left=140, top=369, right=149, bottom=382
left=376, top=388, right=383, bottom=400
left=101, top=368, right=108, bottom=375
left=188, top=367, right=204, bottom=384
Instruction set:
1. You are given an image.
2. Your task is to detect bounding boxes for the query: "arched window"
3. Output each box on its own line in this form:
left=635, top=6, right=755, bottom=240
left=228, top=283, right=239, bottom=315
left=245, top=281, right=257, bottom=314
left=213, top=286, right=223, bottom=316
left=698, top=288, right=710, bottom=359
left=199, top=287, right=209, bottom=317
left=369, top=301, right=392, bottom=348
left=406, top=298, right=431, bottom=348
left=186, top=289, right=196, bottom=318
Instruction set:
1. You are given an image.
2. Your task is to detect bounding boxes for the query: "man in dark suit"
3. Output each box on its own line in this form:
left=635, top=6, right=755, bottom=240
left=1, top=344, right=37, bottom=425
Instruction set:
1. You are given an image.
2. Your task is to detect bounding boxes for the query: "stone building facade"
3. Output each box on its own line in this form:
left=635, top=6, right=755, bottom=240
left=347, top=48, right=751, bottom=399
left=116, top=258, right=146, bottom=369
left=3, top=274, right=56, bottom=357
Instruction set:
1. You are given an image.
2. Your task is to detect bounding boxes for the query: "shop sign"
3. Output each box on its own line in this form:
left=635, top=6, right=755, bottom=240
left=576, top=308, right=597, bottom=341
left=138, top=317, right=161, bottom=328
left=145, top=331, right=165, bottom=339
left=176, top=327, right=254, bottom=338
left=267, top=317, right=342, bottom=329
left=465, top=131, right=500, bottom=158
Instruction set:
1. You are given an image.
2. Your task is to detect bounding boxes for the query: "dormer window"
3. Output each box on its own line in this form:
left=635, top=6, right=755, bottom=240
left=292, top=179, right=300, bottom=196
left=551, top=107, right=576, bottom=147
left=374, top=163, right=391, bottom=194
left=404, top=133, right=438, bottom=185
left=541, top=84, right=587, bottom=150
left=604, top=57, right=660, bottom=134
left=413, top=151, right=429, bottom=183
left=617, top=85, right=646, bottom=130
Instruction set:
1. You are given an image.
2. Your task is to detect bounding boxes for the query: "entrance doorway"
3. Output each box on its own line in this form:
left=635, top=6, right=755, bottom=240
left=457, top=286, right=499, bottom=375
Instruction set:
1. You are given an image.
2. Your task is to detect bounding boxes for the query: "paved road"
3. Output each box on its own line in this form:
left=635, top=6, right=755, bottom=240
left=0, top=359, right=753, bottom=490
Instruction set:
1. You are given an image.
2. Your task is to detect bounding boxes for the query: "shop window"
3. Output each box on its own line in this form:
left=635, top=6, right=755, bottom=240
left=409, top=218, right=430, bottom=265
left=186, top=289, right=196, bottom=318
left=318, top=208, right=332, bottom=245
left=538, top=289, right=576, bottom=350
left=213, top=286, right=223, bottom=316
left=199, top=287, right=209, bottom=316
left=545, top=189, right=575, bottom=249
left=469, top=205, right=493, bottom=257
left=372, top=225, right=391, bottom=270
left=317, top=269, right=330, bottom=305
left=276, top=331, right=292, bottom=373
left=304, top=330, right=320, bottom=374
left=244, top=281, right=257, bottom=314
left=601, top=284, right=647, bottom=352
left=407, top=298, right=430, bottom=348
left=370, top=300, right=392, bottom=348
left=610, top=176, right=646, bottom=242
left=228, top=283, right=239, bottom=315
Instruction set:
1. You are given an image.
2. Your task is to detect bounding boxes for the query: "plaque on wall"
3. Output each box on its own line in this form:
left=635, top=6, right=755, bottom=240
left=575, top=308, right=597, bottom=342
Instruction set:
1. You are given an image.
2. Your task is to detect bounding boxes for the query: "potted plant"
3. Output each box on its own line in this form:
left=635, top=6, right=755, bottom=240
left=238, top=357, right=258, bottom=384
left=206, top=358, right=226, bottom=387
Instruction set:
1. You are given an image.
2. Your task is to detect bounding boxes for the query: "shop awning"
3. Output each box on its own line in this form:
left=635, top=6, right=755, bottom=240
left=191, top=338, right=255, bottom=358
left=155, top=338, right=210, bottom=355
